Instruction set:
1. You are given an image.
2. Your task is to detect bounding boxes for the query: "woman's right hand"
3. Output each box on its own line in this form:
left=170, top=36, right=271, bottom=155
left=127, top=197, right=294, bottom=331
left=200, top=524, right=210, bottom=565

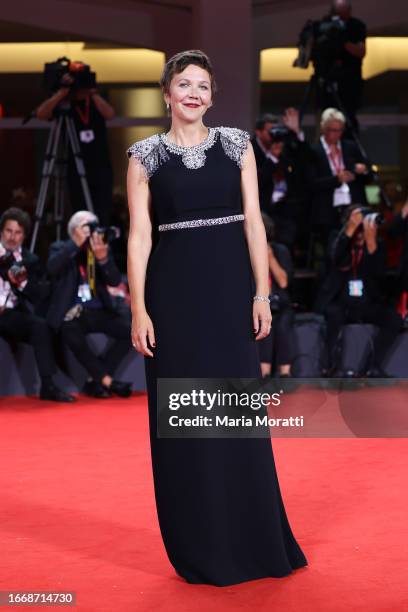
left=132, top=310, right=156, bottom=357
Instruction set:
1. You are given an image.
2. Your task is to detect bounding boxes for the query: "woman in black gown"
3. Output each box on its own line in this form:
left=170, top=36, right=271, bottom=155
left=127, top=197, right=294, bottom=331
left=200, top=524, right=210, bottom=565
left=127, top=50, right=307, bottom=587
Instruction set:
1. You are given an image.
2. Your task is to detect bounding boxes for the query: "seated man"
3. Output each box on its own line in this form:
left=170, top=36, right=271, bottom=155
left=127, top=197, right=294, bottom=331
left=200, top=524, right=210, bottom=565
left=315, top=206, right=402, bottom=377
left=47, top=211, right=132, bottom=398
left=0, top=207, right=75, bottom=402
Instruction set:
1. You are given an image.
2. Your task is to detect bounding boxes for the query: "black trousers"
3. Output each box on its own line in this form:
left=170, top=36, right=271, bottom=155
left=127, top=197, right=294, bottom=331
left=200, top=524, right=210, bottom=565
left=61, top=308, right=132, bottom=381
left=0, top=309, right=56, bottom=379
left=325, top=300, right=402, bottom=371
left=258, top=306, right=295, bottom=367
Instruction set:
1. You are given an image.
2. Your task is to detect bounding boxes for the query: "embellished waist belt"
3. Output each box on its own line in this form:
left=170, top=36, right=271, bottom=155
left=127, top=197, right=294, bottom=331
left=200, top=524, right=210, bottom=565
left=158, top=214, right=245, bottom=232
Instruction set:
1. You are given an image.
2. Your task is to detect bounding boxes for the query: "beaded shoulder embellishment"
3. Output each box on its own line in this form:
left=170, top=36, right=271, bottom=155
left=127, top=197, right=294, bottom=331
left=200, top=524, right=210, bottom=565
left=160, top=127, right=217, bottom=170
left=127, top=134, right=170, bottom=180
left=217, top=126, right=250, bottom=169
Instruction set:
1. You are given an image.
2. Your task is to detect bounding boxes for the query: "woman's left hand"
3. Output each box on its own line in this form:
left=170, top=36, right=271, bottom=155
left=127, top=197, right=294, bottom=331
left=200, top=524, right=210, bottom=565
left=253, top=300, right=272, bottom=340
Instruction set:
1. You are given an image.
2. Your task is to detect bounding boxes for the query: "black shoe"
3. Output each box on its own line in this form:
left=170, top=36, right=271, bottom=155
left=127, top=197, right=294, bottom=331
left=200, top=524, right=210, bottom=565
left=40, top=384, right=77, bottom=403
left=105, top=380, right=132, bottom=398
left=364, top=367, right=392, bottom=378
left=83, top=380, right=112, bottom=399
left=333, top=369, right=358, bottom=378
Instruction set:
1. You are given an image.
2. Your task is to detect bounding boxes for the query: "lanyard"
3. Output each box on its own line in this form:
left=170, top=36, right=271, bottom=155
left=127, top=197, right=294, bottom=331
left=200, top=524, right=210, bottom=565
left=78, top=249, right=96, bottom=296
left=351, top=246, right=363, bottom=279
left=328, top=147, right=344, bottom=174
left=75, top=96, right=91, bottom=126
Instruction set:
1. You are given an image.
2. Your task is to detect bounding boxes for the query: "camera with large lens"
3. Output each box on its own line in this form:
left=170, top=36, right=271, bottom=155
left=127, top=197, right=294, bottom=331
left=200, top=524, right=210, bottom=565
left=0, top=251, right=27, bottom=283
left=43, top=56, right=96, bottom=93
left=346, top=206, right=384, bottom=227
left=358, top=207, right=384, bottom=226
left=86, top=221, right=121, bottom=244
left=268, top=125, right=292, bottom=144
left=294, top=16, right=347, bottom=78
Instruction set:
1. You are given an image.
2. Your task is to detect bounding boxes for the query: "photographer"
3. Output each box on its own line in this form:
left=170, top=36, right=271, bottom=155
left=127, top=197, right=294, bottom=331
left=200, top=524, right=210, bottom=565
left=46, top=211, right=132, bottom=399
left=0, top=208, right=75, bottom=402
left=258, top=214, right=296, bottom=378
left=309, top=108, right=371, bottom=254
left=315, top=206, right=402, bottom=377
left=305, top=0, right=366, bottom=132
left=252, top=109, right=311, bottom=250
left=36, top=61, right=115, bottom=226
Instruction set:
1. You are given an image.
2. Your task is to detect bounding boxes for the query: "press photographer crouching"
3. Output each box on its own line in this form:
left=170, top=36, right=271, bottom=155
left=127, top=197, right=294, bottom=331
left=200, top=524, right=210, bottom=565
left=46, top=211, right=132, bottom=398
left=35, top=59, right=115, bottom=226
left=0, top=208, right=75, bottom=402
left=309, top=108, right=371, bottom=256
left=252, top=109, right=311, bottom=251
left=315, top=206, right=402, bottom=377
left=258, top=214, right=296, bottom=378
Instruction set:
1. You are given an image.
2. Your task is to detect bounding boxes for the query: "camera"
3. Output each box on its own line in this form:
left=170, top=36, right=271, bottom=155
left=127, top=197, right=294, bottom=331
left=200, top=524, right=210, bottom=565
left=86, top=221, right=121, bottom=244
left=43, top=57, right=96, bottom=93
left=294, top=16, right=347, bottom=79
left=269, top=125, right=292, bottom=144
left=359, top=208, right=384, bottom=226
left=0, top=251, right=27, bottom=283
left=345, top=206, right=384, bottom=227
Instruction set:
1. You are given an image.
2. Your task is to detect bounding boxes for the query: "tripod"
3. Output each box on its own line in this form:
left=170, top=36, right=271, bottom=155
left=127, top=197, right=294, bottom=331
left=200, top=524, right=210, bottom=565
left=30, top=102, right=95, bottom=253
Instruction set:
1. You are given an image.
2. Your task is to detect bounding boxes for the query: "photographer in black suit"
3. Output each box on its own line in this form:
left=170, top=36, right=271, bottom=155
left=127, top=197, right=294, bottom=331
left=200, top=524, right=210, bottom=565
left=0, top=208, right=75, bottom=402
left=258, top=214, right=296, bottom=378
left=309, top=107, right=371, bottom=254
left=251, top=109, right=311, bottom=250
left=47, top=211, right=132, bottom=398
left=315, top=206, right=402, bottom=377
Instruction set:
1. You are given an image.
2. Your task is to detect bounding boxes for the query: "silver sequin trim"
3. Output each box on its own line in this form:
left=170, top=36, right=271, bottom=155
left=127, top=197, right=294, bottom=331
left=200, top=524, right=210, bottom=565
left=127, top=134, right=170, bottom=179
left=158, top=214, right=245, bottom=232
left=127, top=127, right=250, bottom=178
left=160, top=127, right=217, bottom=169
left=218, top=126, right=250, bottom=169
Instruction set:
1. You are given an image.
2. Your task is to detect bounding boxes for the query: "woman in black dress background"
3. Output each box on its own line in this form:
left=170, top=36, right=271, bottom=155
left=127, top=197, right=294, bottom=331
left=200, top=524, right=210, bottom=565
left=127, top=49, right=307, bottom=586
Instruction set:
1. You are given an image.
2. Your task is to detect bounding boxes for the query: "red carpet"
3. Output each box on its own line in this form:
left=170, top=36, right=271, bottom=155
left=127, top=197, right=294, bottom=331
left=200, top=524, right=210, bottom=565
left=0, top=393, right=407, bottom=612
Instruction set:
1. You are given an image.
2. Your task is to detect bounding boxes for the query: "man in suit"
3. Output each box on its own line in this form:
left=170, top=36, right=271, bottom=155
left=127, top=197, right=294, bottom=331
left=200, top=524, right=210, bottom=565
left=308, top=107, right=372, bottom=254
left=47, top=211, right=132, bottom=398
left=0, top=207, right=75, bottom=401
left=251, top=109, right=311, bottom=250
left=315, top=206, right=402, bottom=376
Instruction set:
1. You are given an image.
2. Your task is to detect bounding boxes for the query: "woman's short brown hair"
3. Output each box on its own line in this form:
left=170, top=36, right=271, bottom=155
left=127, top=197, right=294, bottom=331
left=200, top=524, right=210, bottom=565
left=159, top=49, right=217, bottom=98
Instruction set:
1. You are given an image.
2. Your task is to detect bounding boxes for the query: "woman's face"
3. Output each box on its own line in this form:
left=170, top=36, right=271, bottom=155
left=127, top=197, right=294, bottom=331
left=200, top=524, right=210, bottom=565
left=165, top=64, right=212, bottom=123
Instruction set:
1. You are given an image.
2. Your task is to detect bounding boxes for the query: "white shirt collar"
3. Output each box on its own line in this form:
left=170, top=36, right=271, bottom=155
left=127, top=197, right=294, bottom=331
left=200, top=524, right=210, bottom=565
left=321, top=135, right=342, bottom=156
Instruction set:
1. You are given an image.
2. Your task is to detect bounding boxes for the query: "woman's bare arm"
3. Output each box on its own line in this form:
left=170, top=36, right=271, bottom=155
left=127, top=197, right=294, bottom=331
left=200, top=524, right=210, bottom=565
left=240, top=141, right=272, bottom=340
left=127, top=156, right=155, bottom=356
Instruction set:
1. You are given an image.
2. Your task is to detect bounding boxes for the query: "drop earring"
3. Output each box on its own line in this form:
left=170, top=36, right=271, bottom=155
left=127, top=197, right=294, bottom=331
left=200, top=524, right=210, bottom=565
left=166, top=102, right=170, bottom=111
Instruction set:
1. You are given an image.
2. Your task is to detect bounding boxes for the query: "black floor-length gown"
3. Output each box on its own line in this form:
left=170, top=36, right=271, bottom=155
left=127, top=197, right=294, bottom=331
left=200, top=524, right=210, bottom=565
left=127, top=126, right=308, bottom=586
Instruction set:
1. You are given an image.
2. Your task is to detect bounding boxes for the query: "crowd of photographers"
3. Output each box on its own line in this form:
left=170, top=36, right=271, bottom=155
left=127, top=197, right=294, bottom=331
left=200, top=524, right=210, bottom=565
left=1, top=0, right=408, bottom=397
left=254, top=104, right=408, bottom=379
left=0, top=207, right=133, bottom=402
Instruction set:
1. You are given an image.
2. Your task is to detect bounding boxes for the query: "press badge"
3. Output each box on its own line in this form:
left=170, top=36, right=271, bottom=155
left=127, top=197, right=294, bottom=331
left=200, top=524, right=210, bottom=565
left=77, top=283, right=92, bottom=302
left=79, top=129, right=95, bottom=143
left=348, top=279, right=364, bottom=297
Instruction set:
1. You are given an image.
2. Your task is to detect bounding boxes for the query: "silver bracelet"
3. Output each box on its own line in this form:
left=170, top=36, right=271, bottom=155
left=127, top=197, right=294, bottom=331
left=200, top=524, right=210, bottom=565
left=253, top=295, right=270, bottom=303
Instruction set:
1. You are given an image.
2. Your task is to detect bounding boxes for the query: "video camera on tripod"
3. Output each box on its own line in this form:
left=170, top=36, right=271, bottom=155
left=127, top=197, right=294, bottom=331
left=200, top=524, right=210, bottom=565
left=294, top=16, right=347, bottom=79
left=43, top=57, right=97, bottom=93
